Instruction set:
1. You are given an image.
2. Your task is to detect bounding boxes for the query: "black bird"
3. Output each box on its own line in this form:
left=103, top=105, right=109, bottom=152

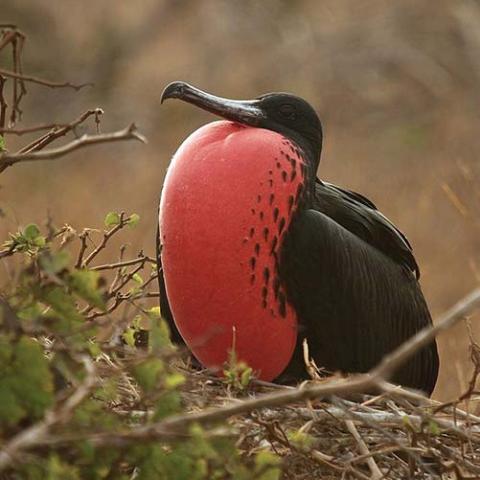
left=157, top=81, right=439, bottom=395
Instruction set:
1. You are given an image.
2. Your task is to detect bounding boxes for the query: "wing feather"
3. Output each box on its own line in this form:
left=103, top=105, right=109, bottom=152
left=279, top=209, right=438, bottom=394
left=315, top=179, right=420, bottom=278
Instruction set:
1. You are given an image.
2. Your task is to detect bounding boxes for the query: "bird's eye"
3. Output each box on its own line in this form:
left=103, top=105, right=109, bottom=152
left=279, top=104, right=297, bottom=120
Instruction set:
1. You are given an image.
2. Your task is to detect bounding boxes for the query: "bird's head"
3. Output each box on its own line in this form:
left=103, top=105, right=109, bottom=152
left=161, top=81, right=323, bottom=168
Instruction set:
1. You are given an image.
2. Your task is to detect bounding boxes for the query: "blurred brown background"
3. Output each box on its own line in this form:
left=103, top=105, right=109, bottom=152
left=1, top=0, right=479, bottom=401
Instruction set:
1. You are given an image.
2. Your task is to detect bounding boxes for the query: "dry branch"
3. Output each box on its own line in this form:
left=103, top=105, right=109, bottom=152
left=91, top=255, right=156, bottom=271
left=17, top=108, right=104, bottom=154
left=0, top=75, right=7, bottom=129
left=0, top=123, right=75, bottom=135
left=0, top=68, right=91, bottom=91
left=345, top=419, right=383, bottom=479
left=0, top=123, right=146, bottom=173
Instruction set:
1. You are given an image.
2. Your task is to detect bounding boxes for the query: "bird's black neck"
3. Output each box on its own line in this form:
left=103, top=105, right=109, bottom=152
left=284, top=131, right=321, bottom=207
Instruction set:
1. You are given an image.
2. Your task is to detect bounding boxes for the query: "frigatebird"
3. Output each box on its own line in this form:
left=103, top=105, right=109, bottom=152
left=157, top=81, right=439, bottom=395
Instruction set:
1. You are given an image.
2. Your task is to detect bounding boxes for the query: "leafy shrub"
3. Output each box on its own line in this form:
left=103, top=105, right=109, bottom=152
left=0, top=215, right=280, bottom=479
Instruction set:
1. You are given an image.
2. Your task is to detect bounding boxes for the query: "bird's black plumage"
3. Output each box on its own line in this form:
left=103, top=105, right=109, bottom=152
left=157, top=82, right=439, bottom=395
left=277, top=208, right=437, bottom=393
left=315, top=180, right=420, bottom=279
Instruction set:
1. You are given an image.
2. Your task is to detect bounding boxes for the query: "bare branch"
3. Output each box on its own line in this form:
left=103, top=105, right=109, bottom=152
left=0, top=24, right=19, bottom=30
left=74, top=230, right=89, bottom=269
left=0, top=75, right=6, bottom=130
left=0, top=245, right=15, bottom=259
left=0, top=123, right=76, bottom=135
left=17, top=108, right=104, bottom=154
left=0, top=68, right=92, bottom=91
left=91, top=255, right=156, bottom=271
left=0, top=123, right=147, bottom=173
left=345, top=419, right=383, bottom=479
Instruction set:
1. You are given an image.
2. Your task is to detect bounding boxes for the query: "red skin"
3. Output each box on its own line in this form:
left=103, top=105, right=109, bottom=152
left=159, top=120, right=306, bottom=381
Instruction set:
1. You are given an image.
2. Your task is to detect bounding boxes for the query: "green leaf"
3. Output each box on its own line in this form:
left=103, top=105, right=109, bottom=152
left=240, top=366, right=253, bottom=388
left=149, top=316, right=172, bottom=352
left=122, top=326, right=136, bottom=348
left=23, top=223, right=41, bottom=241
left=32, top=236, right=46, bottom=247
left=39, top=251, right=70, bottom=274
left=0, top=335, right=54, bottom=426
left=0, top=135, right=6, bottom=152
left=153, top=390, right=181, bottom=420
left=45, top=454, right=81, bottom=480
left=288, top=429, right=315, bottom=449
left=87, top=340, right=102, bottom=358
left=104, top=212, right=120, bottom=228
left=41, top=285, right=84, bottom=328
left=127, top=213, right=140, bottom=228
left=164, top=372, right=186, bottom=389
left=68, top=270, right=105, bottom=309
left=427, top=419, right=440, bottom=436
left=254, top=451, right=281, bottom=480
left=132, top=358, right=164, bottom=392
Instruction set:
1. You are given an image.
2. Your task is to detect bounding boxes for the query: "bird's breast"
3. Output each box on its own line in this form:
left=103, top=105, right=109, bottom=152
left=159, top=120, right=306, bottom=380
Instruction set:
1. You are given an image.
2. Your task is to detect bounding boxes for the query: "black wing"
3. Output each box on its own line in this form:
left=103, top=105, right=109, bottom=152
left=279, top=209, right=439, bottom=394
left=156, top=221, right=185, bottom=345
left=314, top=179, right=420, bottom=279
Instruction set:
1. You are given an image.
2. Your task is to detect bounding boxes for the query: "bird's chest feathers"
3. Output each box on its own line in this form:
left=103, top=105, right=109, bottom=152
left=159, top=121, right=306, bottom=380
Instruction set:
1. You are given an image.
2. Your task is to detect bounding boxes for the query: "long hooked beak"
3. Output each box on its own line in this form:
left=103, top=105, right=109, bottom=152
left=161, top=81, right=265, bottom=126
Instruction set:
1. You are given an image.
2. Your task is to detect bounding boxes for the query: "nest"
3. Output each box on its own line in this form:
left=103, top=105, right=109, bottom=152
left=183, top=374, right=480, bottom=479
left=102, top=350, right=480, bottom=480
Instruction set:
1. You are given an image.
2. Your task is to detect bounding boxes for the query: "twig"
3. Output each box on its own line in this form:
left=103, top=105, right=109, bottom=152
left=0, top=356, right=96, bottom=471
left=0, top=75, right=7, bottom=129
left=0, top=244, right=15, bottom=259
left=0, top=68, right=91, bottom=91
left=345, top=419, right=383, bottom=479
left=91, top=256, right=156, bottom=271
left=82, top=213, right=127, bottom=267
left=0, top=123, right=76, bottom=135
left=0, top=30, right=17, bottom=52
left=86, top=263, right=148, bottom=320
left=18, top=108, right=104, bottom=154
left=333, top=398, right=435, bottom=477
left=75, top=230, right=89, bottom=269
left=0, top=123, right=147, bottom=173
